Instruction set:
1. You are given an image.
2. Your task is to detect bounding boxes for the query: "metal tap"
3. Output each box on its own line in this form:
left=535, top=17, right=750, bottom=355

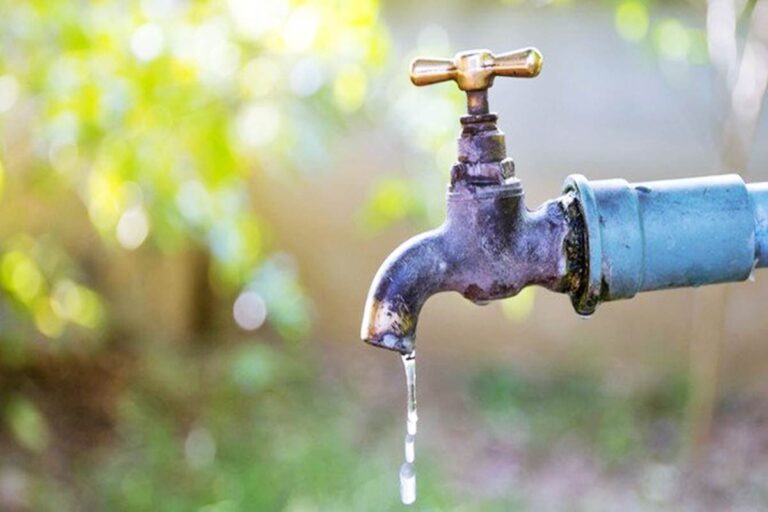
left=361, top=47, right=768, bottom=354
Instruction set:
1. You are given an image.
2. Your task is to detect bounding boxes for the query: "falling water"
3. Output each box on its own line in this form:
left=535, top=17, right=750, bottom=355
left=403, top=351, right=417, bottom=436
left=399, top=351, right=417, bottom=505
left=399, top=462, right=416, bottom=505
left=404, top=433, right=415, bottom=463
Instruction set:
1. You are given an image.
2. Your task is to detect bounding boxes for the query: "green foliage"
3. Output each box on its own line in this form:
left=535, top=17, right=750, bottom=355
left=0, top=0, right=390, bottom=344
left=4, top=396, right=50, bottom=452
left=610, top=0, right=709, bottom=65
left=0, top=3, right=403, bottom=506
left=358, top=177, right=428, bottom=232
left=0, top=234, right=106, bottom=362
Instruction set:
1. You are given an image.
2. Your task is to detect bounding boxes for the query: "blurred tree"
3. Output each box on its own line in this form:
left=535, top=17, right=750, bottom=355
left=0, top=0, right=390, bottom=356
left=0, top=3, right=395, bottom=500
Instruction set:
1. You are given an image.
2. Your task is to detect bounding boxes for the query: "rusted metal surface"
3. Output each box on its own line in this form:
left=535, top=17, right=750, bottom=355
left=360, top=183, right=581, bottom=354
left=361, top=110, right=584, bottom=354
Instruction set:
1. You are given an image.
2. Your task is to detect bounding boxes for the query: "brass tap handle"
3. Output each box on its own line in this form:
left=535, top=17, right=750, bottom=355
left=411, top=48, right=542, bottom=115
left=410, top=48, right=543, bottom=92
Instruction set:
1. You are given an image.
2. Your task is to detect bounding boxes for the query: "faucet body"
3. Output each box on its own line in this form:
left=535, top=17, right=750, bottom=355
left=361, top=47, right=768, bottom=354
left=361, top=109, right=585, bottom=353
left=361, top=178, right=581, bottom=353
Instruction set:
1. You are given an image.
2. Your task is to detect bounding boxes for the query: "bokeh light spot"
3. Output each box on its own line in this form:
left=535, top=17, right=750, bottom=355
left=501, top=287, right=535, bottom=323
left=228, top=0, right=288, bottom=40
left=87, top=172, right=123, bottom=232
left=5, top=398, right=49, bottom=452
left=185, top=427, right=216, bottom=469
left=282, top=6, right=321, bottom=53
left=140, top=0, right=179, bottom=20
left=240, top=58, right=281, bottom=98
left=615, top=1, right=649, bottom=42
left=654, top=19, right=691, bottom=61
left=0, top=75, right=20, bottom=113
left=131, top=24, right=165, bottom=62
left=51, top=280, right=103, bottom=329
left=235, top=103, right=281, bottom=148
left=176, top=180, right=211, bottom=225
left=333, top=67, right=367, bottom=112
left=1, top=252, right=43, bottom=305
left=34, top=298, right=65, bottom=338
left=116, top=206, right=150, bottom=250
left=233, top=291, right=267, bottom=330
left=289, top=58, right=324, bottom=97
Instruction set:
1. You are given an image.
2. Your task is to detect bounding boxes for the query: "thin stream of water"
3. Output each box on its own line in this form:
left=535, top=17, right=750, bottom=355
left=399, top=351, right=417, bottom=505
left=403, top=351, right=417, bottom=435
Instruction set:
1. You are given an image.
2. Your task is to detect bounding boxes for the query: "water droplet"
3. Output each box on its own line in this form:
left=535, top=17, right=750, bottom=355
left=404, top=433, right=415, bottom=463
left=749, top=258, right=758, bottom=282
left=577, top=313, right=592, bottom=320
left=399, top=462, right=416, bottom=505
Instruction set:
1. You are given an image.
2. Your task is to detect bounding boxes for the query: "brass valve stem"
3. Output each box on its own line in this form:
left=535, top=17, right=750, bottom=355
left=466, top=90, right=489, bottom=116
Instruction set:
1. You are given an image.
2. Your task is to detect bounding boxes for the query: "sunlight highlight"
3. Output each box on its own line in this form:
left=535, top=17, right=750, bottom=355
left=116, top=206, right=150, bottom=250
left=131, top=24, right=165, bottom=62
left=233, top=291, right=267, bottom=331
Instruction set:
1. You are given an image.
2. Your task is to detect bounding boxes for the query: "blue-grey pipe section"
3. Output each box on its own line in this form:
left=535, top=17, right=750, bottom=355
left=564, top=174, right=767, bottom=315
left=750, top=183, right=768, bottom=268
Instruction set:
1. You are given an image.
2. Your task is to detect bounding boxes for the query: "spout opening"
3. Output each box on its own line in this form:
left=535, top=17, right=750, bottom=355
left=363, top=333, right=415, bottom=355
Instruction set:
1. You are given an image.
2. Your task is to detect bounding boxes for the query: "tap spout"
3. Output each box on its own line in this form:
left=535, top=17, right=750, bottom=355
left=360, top=230, right=452, bottom=354
left=361, top=180, right=582, bottom=354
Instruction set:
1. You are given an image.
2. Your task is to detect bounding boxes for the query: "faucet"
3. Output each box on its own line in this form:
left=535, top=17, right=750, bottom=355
left=361, top=47, right=768, bottom=355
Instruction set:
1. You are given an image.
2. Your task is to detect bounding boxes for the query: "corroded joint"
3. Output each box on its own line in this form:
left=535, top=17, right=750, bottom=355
left=452, top=113, right=514, bottom=187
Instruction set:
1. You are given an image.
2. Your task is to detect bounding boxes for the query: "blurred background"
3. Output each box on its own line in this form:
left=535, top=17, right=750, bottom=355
left=1, top=0, right=767, bottom=510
